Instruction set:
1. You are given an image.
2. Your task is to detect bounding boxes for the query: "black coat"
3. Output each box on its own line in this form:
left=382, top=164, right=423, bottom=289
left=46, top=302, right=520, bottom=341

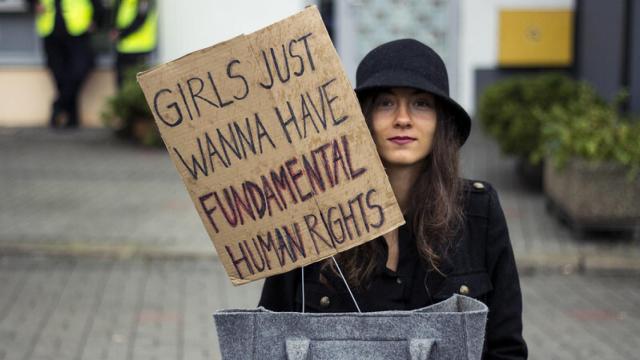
left=259, top=180, right=528, bottom=360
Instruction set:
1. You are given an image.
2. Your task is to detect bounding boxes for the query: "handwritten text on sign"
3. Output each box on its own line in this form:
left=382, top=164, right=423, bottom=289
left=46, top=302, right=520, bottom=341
left=137, top=6, right=404, bottom=285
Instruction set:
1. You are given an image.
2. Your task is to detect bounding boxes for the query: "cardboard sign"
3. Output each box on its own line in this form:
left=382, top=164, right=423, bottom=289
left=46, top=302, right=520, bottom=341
left=137, top=6, right=404, bottom=285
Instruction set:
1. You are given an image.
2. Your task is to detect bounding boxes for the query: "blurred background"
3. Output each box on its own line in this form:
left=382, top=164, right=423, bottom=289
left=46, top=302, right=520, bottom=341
left=0, top=0, right=639, bottom=359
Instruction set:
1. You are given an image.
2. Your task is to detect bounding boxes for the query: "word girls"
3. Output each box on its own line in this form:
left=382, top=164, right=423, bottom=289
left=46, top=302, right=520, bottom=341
left=150, top=32, right=317, bottom=128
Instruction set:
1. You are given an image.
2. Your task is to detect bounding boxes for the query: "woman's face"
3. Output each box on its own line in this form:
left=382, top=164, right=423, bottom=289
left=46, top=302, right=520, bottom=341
left=369, top=87, right=438, bottom=168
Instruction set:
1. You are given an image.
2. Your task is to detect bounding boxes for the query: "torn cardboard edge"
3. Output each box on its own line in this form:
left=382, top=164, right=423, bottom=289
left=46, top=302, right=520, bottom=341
left=137, top=5, right=405, bottom=286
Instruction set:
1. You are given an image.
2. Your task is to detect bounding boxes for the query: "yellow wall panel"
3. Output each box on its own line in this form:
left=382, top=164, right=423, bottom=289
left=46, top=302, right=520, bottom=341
left=499, top=10, right=573, bottom=67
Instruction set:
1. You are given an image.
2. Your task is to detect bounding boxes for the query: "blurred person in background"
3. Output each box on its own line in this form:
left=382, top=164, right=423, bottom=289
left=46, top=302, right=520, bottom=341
left=31, top=0, right=105, bottom=129
left=110, top=0, right=157, bottom=88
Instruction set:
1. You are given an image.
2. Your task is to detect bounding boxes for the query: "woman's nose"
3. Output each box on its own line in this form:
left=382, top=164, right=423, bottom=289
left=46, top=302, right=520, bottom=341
left=394, top=102, right=412, bottom=128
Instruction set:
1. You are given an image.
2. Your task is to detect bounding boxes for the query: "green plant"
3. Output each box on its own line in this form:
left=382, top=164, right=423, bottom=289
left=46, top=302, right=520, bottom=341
left=478, top=73, right=587, bottom=163
left=101, top=66, right=161, bottom=146
left=534, top=87, right=640, bottom=180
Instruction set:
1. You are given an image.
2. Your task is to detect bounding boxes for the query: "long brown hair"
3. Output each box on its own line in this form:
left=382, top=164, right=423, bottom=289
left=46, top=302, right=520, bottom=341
left=325, top=90, right=465, bottom=289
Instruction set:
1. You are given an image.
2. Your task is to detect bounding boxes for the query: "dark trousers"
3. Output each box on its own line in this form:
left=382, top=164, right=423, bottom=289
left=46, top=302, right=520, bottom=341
left=43, top=33, right=94, bottom=128
left=115, top=52, right=149, bottom=88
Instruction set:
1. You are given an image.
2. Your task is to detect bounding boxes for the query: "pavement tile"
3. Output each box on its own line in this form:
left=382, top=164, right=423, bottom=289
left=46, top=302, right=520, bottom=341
left=1, top=256, right=639, bottom=359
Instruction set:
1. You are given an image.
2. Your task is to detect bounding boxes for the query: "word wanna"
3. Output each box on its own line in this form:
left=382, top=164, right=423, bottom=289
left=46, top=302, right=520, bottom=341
left=198, top=135, right=366, bottom=232
left=225, top=188, right=385, bottom=279
left=173, top=77, right=347, bottom=180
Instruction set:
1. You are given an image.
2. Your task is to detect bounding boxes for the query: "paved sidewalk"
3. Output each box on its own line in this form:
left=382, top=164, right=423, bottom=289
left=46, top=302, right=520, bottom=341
left=1, top=255, right=639, bottom=360
left=1, top=127, right=638, bottom=270
left=0, top=128, right=209, bottom=257
left=1, top=127, right=639, bottom=360
left=460, top=126, right=640, bottom=273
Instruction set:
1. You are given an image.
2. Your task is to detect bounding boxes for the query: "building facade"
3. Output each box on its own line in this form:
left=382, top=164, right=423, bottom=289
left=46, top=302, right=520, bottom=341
left=3, top=0, right=638, bottom=127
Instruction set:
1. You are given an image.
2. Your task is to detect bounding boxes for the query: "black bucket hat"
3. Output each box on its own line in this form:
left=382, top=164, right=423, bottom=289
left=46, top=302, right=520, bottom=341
left=355, top=38, right=471, bottom=145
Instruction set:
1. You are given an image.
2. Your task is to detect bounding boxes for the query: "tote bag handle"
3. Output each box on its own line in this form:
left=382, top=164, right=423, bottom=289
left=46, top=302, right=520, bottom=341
left=285, top=337, right=436, bottom=360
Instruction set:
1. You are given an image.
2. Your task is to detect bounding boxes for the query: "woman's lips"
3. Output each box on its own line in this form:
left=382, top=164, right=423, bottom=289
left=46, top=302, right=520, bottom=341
left=388, top=136, right=416, bottom=145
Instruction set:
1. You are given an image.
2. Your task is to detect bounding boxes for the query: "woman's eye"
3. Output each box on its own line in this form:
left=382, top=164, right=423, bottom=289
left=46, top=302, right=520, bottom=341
left=376, top=97, right=395, bottom=108
left=414, top=99, right=433, bottom=108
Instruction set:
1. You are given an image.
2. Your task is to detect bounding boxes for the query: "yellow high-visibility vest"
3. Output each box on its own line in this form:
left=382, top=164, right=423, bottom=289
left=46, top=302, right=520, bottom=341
left=116, top=0, right=157, bottom=54
left=36, top=0, right=94, bottom=37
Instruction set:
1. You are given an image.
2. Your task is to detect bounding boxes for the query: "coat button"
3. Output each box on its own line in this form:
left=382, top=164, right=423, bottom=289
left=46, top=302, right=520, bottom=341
left=459, top=285, right=470, bottom=295
left=319, top=296, right=331, bottom=308
left=473, top=182, right=485, bottom=190
left=396, top=278, right=403, bottom=284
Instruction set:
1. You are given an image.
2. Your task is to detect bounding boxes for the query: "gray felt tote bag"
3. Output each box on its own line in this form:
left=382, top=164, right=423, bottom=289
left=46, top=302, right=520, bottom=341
left=214, top=294, right=488, bottom=360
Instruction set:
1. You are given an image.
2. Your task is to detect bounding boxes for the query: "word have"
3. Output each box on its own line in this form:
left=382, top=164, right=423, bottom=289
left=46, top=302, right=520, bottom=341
left=198, top=135, right=366, bottom=232
left=275, top=77, right=348, bottom=143
left=225, top=188, right=385, bottom=279
left=174, top=78, right=349, bottom=181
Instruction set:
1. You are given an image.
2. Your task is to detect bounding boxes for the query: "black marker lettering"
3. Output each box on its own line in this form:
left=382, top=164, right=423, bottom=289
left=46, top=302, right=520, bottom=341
left=227, top=59, right=249, bottom=100
left=153, top=88, right=183, bottom=127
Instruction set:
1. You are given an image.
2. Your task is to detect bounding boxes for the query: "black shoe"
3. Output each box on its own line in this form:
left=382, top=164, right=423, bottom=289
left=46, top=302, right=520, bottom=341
left=61, top=122, right=79, bottom=130
left=49, top=109, right=69, bottom=129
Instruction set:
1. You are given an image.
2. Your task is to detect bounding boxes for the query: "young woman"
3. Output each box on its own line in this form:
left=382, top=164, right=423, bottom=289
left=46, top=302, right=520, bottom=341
left=259, top=39, right=528, bottom=359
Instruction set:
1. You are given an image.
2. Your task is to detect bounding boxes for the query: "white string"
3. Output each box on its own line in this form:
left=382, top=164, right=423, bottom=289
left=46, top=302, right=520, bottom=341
left=301, top=266, right=305, bottom=313
left=331, top=256, right=362, bottom=313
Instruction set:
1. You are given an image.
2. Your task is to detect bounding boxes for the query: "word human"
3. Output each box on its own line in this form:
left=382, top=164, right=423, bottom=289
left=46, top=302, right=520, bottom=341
left=225, top=188, right=385, bottom=279
left=198, top=135, right=366, bottom=232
